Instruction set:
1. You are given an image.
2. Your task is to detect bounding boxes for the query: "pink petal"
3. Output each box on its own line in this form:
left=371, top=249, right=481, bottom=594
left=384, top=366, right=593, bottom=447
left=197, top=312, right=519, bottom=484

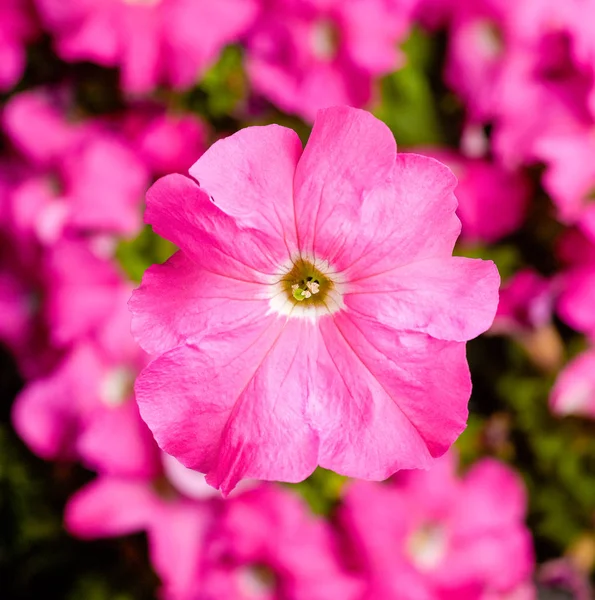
left=550, top=349, right=595, bottom=418
left=130, top=250, right=271, bottom=355
left=65, top=477, right=158, bottom=538
left=64, top=133, right=148, bottom=236
left=2, top=90, right=80, bottom=164
left=11, top=344, right=104, bottom=460
left=148, top=500, right=214, bottom=599
left=135, top=318, right=320, bottom=495
left=119, top=5, right=162, bottom=94
left=295, top=121, right=461, bottom=277
left=145, top=173, right=288, bottom=279
left=456, top=459, right=528, bottom=533
left=346, top=257, right=500, bottom=342
left=557, top=266, right=595, bottom=338
left=77, top=399, right=161, bottom=478
left=189, top=124, right=303, bottom=257
left=293, top=106, right=397, bottom=267
left=0, top=37, right=25, bottom=91
left=315, top=314, right=471, bottom=478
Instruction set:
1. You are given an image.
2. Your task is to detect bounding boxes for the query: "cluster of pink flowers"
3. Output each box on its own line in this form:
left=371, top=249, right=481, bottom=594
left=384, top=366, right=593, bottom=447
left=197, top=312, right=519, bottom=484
left=4, top=0, right=595, bottom=597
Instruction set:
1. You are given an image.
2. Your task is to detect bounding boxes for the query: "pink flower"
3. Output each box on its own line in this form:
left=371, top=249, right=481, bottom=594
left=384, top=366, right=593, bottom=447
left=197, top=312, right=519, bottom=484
left=0, top=0, right=39, bottom=91
left=131, top=106, right=500, bottom=494
left=419, top=149, right=530, bottom=244
left=339, top=453, right=535, bottom=599
left=491, top=269, right=561, bottom=372
left=35, top=0, right=258, bottom=94
left=199, top=485, right=361, bottom=600
left=492, top=269, right=553, bottom=335
left=245, top=0, right=415, bottom=121
left=12, top=286, right=159, bottom=476
left=550, top=349, right=595, bottom=419
left=119, top=105, right=208, bottom=176
left=3, top=89, right=149, bottom=244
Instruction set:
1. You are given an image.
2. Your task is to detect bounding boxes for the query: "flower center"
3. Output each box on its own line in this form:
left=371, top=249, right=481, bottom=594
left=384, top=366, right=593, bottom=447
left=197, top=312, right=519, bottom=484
left=311, top=19, right=340, bottom=61
left=281, top=258, right=333, bottom=306
left=100, top=367, right=135, bottom=407
left=474, top=20, right=505, bottom=60
left=406, top=523, right=448, bottom=571
left=269, top=257, right=345, bottom=318
left=238, top=564, right=276, bottom=598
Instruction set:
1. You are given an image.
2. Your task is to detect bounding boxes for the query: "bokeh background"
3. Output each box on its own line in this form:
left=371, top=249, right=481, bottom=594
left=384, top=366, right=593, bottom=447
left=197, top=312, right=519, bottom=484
left=1, top=0, right=595, bottom=598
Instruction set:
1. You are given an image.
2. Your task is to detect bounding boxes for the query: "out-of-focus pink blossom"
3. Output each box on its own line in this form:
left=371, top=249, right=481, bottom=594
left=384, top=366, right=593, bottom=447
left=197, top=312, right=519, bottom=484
left=35, top=0, right=258, bottom=94
left=12, top=283, right=158, bottom=475
left=492, top=269, right=562, bottom=372
left=2, top=89, right=149, bottom=244
left=550, top=349, right=595, bottom=419
left=120, top=105, right=208, bottom=176
left=420, top=149, right=530, bottom=244
left=339, top=453, right=535, bottom=600
left=0, top=0, right=39, bottom=91
left=199, top=485, right=361, bottom=600
left=492, top=269, right=553, bottom=335
left=245, top=0, right=415, bottom=121
left=130, top=106, right=500, bottom=494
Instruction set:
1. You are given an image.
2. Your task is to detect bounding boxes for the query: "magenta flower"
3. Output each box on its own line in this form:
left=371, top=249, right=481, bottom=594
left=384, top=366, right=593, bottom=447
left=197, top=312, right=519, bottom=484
left=12, top=279, right=159, bottom=476
left=245, top=0, right=415, bottom=121
left=492, top=269, right=553, bottom=336
left=3, top=89, right=149, bottom=244
left=131, top=107, right=499, bottom=493
left=0, top=0, right=39, bottom=91
left=35, top=0, right=258, bottom=94
left=339, top=453, right=535, bottom=599
left=199, top=485, right=361, bottom=600
left=120, top=106, right=208, bottom=177
left=419, top=148, right=530, bottom=244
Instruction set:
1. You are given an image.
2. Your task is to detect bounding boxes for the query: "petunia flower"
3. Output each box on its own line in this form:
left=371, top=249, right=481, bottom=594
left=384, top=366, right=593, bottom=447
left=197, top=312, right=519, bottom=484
left=198, top=484, right=362, bottom=600
left=245, top=0, right=415, bottom=121
left=2, top=89, right=149, bottom=244
left=131, top=106, right=500, bottom=494
left=34, top=0, right=258, bottom=95
left=12, top=280, right=159, bottom=476
left=338, top=453, right=535, bottom=599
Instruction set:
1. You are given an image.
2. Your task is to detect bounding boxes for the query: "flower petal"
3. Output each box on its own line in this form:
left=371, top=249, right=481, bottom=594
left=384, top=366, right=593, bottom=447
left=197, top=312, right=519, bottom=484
left=134, top=317, right=320, bottom=495
left=313, top=314, right=470, bottom=479
left=189, top=124, right=303, bottom=256
left=341, top=153, right=461, bottom=279
left=346, top=257, right=500, bottom=342
left=65, top=477, right=158, bottom=538
left=145, top=173, right=288, bottom=280
left=130, top=250, right=273, bottom=355
left=293, top=106, right=397, bottom=266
